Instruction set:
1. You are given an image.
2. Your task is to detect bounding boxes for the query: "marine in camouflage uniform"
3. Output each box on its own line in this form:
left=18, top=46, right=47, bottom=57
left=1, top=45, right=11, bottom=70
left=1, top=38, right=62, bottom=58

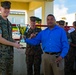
left=0, top=15, right=14, bottom=75
left=65, top=21, right=76, bottom=75
left=25, top=16, right=43, bottom=75
left=0, top=1, right=14, bottom=75
left=58, top=20, right=73, bottom=75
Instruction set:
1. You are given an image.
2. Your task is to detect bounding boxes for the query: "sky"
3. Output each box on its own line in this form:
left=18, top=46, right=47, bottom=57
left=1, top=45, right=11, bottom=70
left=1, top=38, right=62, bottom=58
left=35, top=0, right=76, bottom=19
left=54, top=0, right=76, bottom=18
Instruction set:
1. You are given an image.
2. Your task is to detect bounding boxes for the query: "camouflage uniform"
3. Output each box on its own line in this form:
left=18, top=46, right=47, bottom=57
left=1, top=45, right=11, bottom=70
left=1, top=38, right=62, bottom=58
left=0, top=15, right=14, bottom=75
left=65, top=31, right=76, bottom=75
left=25, top=27, right=43, bottom=75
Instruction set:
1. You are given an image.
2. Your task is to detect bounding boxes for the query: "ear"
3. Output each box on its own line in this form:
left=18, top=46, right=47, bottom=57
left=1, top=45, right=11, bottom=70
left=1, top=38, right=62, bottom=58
left=0, top=7, right=1, bottom=11
left=0, top=7, right=3, bottom=12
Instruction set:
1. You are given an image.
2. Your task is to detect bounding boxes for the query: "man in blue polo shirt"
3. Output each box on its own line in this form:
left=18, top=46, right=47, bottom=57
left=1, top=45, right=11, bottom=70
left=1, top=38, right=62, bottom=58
left=25, top=14, right=69, bottom=75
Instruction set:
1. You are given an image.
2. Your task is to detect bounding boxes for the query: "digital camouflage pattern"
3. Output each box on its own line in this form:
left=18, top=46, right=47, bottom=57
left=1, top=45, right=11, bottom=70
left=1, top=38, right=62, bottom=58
left=25, top=27, right=43, bottom=55
left=65, top=47, right=76, bottom=75
left=65, top=31, right=76, bottom=75
left=0, top=15, right=14, bottom=75
left=25, top=27, right=43, bottom=75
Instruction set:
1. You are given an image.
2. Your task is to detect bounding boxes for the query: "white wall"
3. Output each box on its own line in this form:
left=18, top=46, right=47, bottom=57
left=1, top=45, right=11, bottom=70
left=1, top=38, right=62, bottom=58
left=65, top=13, right=76, bottom=26
left=8, top=14, right=25, bottom=25
left=56, top=13, right=76, bottom=26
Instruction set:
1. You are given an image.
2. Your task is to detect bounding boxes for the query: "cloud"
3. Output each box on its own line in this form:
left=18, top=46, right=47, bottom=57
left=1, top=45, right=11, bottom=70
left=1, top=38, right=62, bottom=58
left=54, top=0, right=68, bottom=20
left=59, top=0, right=65, bottom=4
left=54, top=4, right=68, bottom=17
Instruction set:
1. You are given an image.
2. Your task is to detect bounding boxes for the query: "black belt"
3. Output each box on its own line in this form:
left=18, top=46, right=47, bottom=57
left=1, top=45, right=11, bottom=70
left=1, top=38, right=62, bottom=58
left=45, top=52, right=61, bottom=55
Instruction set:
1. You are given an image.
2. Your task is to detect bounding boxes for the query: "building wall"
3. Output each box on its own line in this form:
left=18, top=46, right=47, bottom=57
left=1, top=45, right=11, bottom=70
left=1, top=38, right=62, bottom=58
left=56, top=13, right=76, bottom=26
left=8, top=14, right=25, bottom=25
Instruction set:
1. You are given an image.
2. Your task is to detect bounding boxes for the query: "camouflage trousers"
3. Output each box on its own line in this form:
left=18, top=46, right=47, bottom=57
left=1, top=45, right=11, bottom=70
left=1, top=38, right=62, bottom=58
left=26, top=54, right=42, bottom=75
left=65, top=47, right=76, bottom=75
left=0, top=49, right=13, bottom=75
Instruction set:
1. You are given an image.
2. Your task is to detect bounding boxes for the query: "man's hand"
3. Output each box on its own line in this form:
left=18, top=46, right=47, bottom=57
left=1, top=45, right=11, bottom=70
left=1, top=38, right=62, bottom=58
left=29, top=33, right=37, bottom=39
left=55, top=56, right=63, bottom=63
left=0, top=34, right=22, bottom=48
left=13, top=43, right=22, bottom=49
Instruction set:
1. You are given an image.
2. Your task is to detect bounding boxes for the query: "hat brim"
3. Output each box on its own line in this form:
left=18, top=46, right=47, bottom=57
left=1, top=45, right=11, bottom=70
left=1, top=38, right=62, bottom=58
left=2, top=6, right=10, bottom=9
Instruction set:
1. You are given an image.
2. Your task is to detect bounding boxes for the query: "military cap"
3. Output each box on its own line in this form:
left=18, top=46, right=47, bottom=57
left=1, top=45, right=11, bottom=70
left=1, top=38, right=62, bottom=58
left=30, top=16, right=36, bottom=22
left=1, top=1, right=11, bottom=9
left=59, top=20, right=65, bottom=26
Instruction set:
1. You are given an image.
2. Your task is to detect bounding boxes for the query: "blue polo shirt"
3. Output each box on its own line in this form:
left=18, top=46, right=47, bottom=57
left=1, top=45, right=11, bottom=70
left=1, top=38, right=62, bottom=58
left=25, top=25, right=69, bottom=58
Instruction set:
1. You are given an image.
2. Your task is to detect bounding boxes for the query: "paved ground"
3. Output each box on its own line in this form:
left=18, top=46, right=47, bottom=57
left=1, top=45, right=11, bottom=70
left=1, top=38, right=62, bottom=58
left=0, top=48, right=76, bottom=75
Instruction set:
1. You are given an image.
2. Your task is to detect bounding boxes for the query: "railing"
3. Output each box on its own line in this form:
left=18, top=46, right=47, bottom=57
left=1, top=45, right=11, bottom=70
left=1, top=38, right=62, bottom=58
left=12, top=24, right=73, bottom=40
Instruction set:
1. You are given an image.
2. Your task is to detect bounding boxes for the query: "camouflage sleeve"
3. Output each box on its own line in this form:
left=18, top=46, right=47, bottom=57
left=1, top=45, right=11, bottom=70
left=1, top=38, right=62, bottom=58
left=38, top=28, right=42, bottom=32
left=69, top=33, right=72, bottom=43
left=0, top=26, right=2, bottom=34
left=40, top=28, right=42, bottom=31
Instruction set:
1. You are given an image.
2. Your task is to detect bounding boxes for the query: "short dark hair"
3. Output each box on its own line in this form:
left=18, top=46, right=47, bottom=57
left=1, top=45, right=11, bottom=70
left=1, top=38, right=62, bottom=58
left=59, top=20, right=65, bottom=26
left=30, top=16, right=36, bottom=22
left=47, top=14, right=56, bottom=20
left=73, top=21, right=76, bottom=26
left=1, top=1, right=11, bottom=9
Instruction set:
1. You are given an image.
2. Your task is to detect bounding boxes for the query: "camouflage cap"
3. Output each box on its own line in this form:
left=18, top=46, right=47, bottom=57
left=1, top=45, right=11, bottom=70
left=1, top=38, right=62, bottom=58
left=30, top=16, right=36, bottom=22
left=59, top=20, right=65, bottom=26
left=1, top=1, right=11, bottom=9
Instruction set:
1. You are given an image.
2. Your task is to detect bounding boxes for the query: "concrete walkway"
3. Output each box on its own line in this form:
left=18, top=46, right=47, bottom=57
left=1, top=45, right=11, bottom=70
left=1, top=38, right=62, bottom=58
left=13, top=48, right=43, bottom=75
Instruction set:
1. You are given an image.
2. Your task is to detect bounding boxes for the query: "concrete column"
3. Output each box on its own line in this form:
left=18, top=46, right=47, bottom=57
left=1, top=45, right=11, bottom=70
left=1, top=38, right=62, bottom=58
left=42, top=2, right=53, bottom=25
left=26, top=10, right=34, bottom=24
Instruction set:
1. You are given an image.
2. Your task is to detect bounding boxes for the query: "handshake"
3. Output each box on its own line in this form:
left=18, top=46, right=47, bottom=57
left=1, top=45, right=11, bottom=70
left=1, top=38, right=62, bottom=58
left=13, top=41, right=23, bottom=49
left=15, top=32, right=38, bottom=49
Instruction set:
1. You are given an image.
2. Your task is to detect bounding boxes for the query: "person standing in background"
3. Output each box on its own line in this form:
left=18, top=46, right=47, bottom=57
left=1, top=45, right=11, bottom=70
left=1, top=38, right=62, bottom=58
left=58, top=20, right=70, bottom=40
left=24, top=16, right=43, bottom=75
left=58, top=20, right=71, bottom=75
left=65, top=21, right=76, bottom=75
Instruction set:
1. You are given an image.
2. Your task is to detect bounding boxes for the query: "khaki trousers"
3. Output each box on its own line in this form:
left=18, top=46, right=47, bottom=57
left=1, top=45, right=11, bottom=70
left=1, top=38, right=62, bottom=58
left=42, top=53, right=64, bottom=75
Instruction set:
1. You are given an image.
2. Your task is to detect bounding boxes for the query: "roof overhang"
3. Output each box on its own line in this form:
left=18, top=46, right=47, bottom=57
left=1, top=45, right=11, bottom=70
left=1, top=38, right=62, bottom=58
left=1, top=0, right=54, bottom=2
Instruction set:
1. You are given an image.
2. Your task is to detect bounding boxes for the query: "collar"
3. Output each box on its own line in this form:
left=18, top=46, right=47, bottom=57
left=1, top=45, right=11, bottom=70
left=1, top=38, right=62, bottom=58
left=0, top=15, right=7, bottom=21
left=47, top=25, right=59, bottom=30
